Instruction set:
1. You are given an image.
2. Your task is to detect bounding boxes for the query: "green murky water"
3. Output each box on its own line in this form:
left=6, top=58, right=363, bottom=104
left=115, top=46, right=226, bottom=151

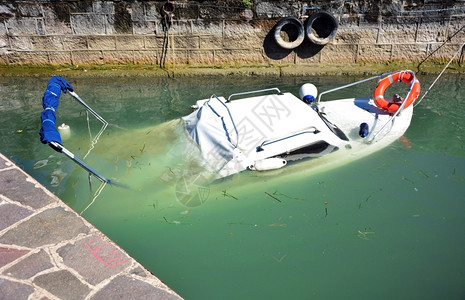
left=1, top=73, right=465, bottom=299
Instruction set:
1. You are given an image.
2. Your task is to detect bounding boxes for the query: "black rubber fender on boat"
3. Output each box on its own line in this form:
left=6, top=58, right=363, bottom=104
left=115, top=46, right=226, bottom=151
left=273, top=17, right=305, bottom=50
left=304, top=11, right=338, bottom=45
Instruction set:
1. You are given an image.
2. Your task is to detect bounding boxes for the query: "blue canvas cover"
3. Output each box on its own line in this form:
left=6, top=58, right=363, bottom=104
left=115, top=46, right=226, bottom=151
left=39, top=76, right=73, bottom=144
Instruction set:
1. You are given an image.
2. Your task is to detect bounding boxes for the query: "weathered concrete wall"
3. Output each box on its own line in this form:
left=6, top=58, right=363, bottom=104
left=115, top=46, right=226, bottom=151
left=0, top=0, right=464, bottom=66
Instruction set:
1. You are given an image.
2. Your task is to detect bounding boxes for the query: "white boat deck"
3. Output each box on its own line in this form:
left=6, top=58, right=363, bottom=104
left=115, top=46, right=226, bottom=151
left=183, top=83, right=413, bottom=179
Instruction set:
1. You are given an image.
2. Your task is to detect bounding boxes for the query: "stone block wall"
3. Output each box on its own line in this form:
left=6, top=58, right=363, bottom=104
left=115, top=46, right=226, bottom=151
left=0, top=0, right=464, bottom=66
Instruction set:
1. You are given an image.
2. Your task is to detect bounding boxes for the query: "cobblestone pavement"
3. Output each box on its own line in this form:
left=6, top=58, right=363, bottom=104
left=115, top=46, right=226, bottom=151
left=0, top=153, right=182, bottom=300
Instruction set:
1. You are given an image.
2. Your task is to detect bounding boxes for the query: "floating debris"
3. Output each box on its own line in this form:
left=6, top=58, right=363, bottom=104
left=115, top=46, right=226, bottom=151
left=33, top=159, right=48, bottom=169
left=150, top=201, right=159, bottom=210
left=272, top=190, right=303, bottom=201
left=357, top=230, right=376, bottom=240
left=227, top=222, right=256, bottom=226
left=358, top=195, right=371, bottom=209
left=452, top=176, right=465, bottom=182
left=269, top=217, right=286, bottom=227
left=50, top=169, right=67, bottom=187
left=271, top=254, right=287, bottom=263
left=402, top=176, right=414, bottom=184
left=417, top=170, right=430, bottom=178
left=163, top=217, right=180, bottom=225
left=265, top=192, right=281, bottom=202
left=139, top=142, right=146, bottom=154
left=268, top=223, right=286, bottom=227
left=50, top=176, right=60, bottom=187
left=222, top=190, right=237, bottom=200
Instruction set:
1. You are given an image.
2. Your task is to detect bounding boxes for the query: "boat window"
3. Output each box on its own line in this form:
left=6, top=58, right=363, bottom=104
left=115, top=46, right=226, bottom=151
left=282, top=140, right=338, bottom=156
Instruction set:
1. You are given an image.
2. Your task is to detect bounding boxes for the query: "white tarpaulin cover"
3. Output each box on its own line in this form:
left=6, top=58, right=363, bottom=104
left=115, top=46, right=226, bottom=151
left=182, top=92, right=330, bottom=177
left=182, top=97, right=235, bottom=173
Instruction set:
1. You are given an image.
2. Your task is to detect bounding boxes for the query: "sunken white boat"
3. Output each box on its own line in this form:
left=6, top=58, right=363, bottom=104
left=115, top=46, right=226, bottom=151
left=182, top=70, right=421, bottom=180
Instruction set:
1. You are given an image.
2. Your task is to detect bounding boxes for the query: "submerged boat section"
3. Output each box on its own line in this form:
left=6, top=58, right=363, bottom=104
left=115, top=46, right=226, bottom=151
left=182, top=71, right=418, bottom=179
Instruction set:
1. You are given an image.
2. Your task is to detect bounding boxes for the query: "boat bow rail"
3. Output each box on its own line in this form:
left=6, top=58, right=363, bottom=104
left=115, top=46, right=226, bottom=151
left=316, top=70, right=420, bottom=144
left=39, top=76, right=110, bottom=185
left=227, top=87, right=283, bottom=102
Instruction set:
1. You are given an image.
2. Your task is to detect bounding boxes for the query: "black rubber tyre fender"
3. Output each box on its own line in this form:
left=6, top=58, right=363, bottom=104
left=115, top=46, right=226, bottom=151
left=162, top=1, right=175, bottom=15
left=304, top=11, right=338, bottom=45
left=273, top=17, right=305, bottom=50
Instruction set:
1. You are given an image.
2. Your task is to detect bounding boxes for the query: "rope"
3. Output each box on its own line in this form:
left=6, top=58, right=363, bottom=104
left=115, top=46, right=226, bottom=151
left=82, top=106, right=108, bottom=160
left=417, top=24, right=465, bottom=73
left=80, top=180, right=107, bottom=215
left=459, top=44, right=465, bottom=67
left=159, top=1, right=174, bottom=68
left=160, top=18, right=170, bottom=69
left=86, top=110, right=92, bottom=145
left=83, top=122, right=108, bottom=160
left=414, top=42, right=465, bottom=108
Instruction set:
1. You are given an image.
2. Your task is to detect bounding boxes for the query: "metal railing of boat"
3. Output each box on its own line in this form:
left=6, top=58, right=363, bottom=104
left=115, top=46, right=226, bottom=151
left=316, top=74, right=388, bottom=104
left=316, top=71, right=417, bottom=143
left=256, top=126, right=320, bottom=152
left=367, top=81, right=410, bottom=143
left=207, top=87, right=284, bottom=148
left=47, top=91, right=109, bottom=184
left=69, top=91, right=109, bottom=159
left=40, top=86, right=112, bottom=214
left=227, top=87, right=283, bottom=102
left=208, top=94, right=240, bottom=148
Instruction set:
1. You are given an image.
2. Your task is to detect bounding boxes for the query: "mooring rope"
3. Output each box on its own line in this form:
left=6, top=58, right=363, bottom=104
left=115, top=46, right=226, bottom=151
left=83, top=110, right=108, bottom=160
left=80, top=180, right=107, bottom=215
left=415, top=41, right=465, bottom=108
left=417, top=24, right=465, bottom=73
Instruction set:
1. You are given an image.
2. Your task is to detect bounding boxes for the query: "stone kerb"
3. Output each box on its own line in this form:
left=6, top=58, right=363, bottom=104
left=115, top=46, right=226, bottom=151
left=0, top=153, right=181, bottom=299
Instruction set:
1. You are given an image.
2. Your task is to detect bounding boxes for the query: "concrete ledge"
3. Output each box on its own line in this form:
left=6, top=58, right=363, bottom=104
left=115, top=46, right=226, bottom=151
left=0, top=153, right=182, bottom=300
left=2, top=41, right=464, bottom=66
left=1, top=0, right=464, bottom=67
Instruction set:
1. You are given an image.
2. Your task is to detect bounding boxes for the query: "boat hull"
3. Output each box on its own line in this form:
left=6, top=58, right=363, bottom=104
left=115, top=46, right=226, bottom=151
left=182, top=92, right=413, bottom=179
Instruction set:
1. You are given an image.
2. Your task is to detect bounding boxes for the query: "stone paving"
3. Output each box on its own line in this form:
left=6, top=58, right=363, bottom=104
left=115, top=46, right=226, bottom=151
left=0, top=153, right=182, bottom=300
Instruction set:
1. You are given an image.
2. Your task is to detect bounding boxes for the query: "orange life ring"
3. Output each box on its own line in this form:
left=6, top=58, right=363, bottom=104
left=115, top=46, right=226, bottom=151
left=373, top=71, right=421, bottom=113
